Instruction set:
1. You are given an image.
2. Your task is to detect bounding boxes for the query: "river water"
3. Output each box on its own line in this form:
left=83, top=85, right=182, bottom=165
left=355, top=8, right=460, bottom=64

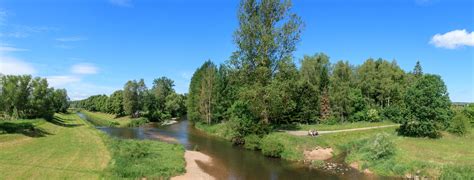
left=78, top=113, right=384, bottom=180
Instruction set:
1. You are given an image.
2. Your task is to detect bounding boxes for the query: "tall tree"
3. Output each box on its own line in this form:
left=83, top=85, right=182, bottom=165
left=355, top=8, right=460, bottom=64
left=330, top=61, right=353, bottom=122
left=123, top=80, right=139, bottom=116
left=230, top=0, right=303, bottom=124
left=413, top=61, right=423, bottom=77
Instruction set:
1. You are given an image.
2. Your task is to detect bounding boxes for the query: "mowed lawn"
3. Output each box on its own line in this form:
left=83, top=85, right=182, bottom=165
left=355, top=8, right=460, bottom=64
left=0, top=113, right=110, bottom=179
left=80, top=110, right=133, bottom=127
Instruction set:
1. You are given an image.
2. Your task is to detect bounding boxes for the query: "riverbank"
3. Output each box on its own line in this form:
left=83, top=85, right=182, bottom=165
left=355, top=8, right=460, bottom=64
left=79, top=110, right=149, bottom=127
left=172, top=150, right=215, bottom=180
left=0, top=112, right=187, bottom=179
left=195, top=121, right=474, bottom=178
left=0, top=113, right=110, bottom=179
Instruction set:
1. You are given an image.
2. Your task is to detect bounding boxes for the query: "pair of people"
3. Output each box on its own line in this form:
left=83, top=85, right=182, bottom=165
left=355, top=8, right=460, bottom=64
left=308, top=129, right=319, bottom=136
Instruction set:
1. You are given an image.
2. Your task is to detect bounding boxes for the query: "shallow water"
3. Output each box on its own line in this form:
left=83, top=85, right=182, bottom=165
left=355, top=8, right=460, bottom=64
left=78, top=113, right=387, bottom=180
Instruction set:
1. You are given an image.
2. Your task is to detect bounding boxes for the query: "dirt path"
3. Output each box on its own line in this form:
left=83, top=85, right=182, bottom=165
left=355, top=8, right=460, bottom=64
left=172, top=151, right=214, bottom=180
left=285, top=124, right=399, bottom=136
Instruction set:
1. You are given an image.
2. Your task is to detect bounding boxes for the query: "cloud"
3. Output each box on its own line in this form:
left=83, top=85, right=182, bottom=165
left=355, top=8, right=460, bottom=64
left=0, top=56, right=36, bottom=75
left=109, top=0, right=132, bottom=7
left=55, top=44, right=74, bottom=49
left=71, top=63, right=98, bottom=74
left=430, top=29, right=474, bottom=49
left=0, top=45, right=28, bottom=52
left=65, top=82, right=118, bottom=100
left=46, top=75, right=81, bottom=87
left=55, top=36, right=87, bottom=42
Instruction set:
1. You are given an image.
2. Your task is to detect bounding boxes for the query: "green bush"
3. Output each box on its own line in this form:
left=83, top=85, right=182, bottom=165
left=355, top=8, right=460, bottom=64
left=261, top=135, right=284, bottom=157
left=226, top=101, right=270, bottom=145
left=243, top=134, right=261, bottom=150
left=367, top=109, right=381, bottom=122
left=381, top=106, right=403, bottom=123
left=397, top=120, right=440, bottom=138
left=448, top=113, right=470, bottom=136
left=349, top=110, right=366, bottom=122
left=127, top=117, right=149, bottom=127
left=107, top=138, right=185, bottom=178
left=346, top=133, right=395, bottom=161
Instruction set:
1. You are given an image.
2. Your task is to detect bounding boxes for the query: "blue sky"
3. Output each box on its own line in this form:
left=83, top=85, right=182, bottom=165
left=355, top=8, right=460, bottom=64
left=0, top=0, right=473, bottom=102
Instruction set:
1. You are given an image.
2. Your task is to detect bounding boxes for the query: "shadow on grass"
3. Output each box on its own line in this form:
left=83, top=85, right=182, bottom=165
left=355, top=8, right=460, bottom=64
left=48, top=116, right=83, bottom=128
left=0, top=122, right=52, bottom=137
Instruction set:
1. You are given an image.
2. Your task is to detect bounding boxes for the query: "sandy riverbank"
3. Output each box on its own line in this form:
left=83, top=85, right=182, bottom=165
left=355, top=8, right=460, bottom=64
left=172, top=150, right=215, bottom=180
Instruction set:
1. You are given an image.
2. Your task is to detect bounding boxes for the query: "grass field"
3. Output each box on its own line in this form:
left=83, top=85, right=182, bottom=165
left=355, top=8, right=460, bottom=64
left=81, top=110, right=133, bottom=127
left=0, top=112, right=186, bottom=179
left=0, top=113, right=110, bottom=179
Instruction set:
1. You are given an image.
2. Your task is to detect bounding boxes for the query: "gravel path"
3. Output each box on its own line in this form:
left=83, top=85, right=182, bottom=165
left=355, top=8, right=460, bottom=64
left=285, top=124, right=400, bottom=136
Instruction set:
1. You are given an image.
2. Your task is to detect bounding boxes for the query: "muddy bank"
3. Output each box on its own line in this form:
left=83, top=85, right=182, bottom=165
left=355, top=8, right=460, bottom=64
left=172, top=150, right=214, bottom=180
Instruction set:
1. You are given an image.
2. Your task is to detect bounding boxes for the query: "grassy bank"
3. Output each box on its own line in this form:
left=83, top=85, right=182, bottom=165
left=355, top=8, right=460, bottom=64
left=0, top=112, right=186, bottom=179
left=0, top=113, right=110, bottom=179
left=195, top=122, right=474, bottom=178
left=80, top=110, right=149, bottom=127
left=103, top=138, right=185, bottom=178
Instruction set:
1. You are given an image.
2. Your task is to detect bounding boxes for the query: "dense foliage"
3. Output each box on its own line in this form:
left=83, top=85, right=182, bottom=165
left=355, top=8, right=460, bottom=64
left=74, top=77, right=186, bottom=121
left=0, top=75, right=70, bottom=119
left=187, top=0, right=453, bottom=140
left=397, top=75, right=453, bottom=138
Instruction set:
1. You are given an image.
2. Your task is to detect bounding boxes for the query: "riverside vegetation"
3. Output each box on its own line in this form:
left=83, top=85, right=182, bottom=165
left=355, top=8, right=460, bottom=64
left=1, top=0, right=473, bottom=179
left=186, top=0, right=473, bottom=178
left=0, top=75, right=186, bottom=179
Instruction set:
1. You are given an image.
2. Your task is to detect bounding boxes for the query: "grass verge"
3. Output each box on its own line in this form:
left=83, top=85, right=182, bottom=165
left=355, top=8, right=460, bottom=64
left=80, top=110, right=149, bottom=127
left=0, top=113, right=110, bottom=179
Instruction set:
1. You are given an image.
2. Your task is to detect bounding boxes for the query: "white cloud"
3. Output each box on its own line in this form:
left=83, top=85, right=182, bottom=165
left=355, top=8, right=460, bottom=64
left=0, top=45, right=27, bottom=52
left=71, top=63, right=98, bottom=74
left=109, top=0, right=132, bottom=7
left=55, top=36, right=87, bottom=42
left=430, top=29, right=474, bottom=49
left=65, top=83, right=117, bottom=100
left=0, top=56, right=36, bottom=75
left=46, top=75, right=81, bottom=87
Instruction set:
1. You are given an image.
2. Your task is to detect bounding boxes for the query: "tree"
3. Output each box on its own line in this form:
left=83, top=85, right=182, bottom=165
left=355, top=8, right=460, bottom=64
left=330, top=61, right=354, bottom=122
left=52, top=89, right=70, bottom=113
left=152, top=77, right=175, bottom=109
left=187, top=61, right=219, bottom=124
left=230, top=0, right=303, bottom=124
left=398, top=74, right=453, bottom=138
left=123, top=80, right=139, bottom=116
left=109, top=90, right=125, bottom=116
left=413, top=61, right=423, bottom=77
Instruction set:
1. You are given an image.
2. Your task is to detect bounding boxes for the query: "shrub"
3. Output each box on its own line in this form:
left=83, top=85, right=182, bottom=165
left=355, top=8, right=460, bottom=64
left=381, top=106, right=403, bottom=123
left=399, top=75, right=452, bottom=138
left=448, top=113, right=470, bottom=136
left=226, top=101, right=270, bottom=144
left=349, top=110, right=367, bottom=122
left=397, top=120, right=440, bottom=138
left=346, top=133, right=395, bottom=161
left=107, top=139, right=185, bottom=178
left=261, top=135, right=284, bottom=157
left=243, top=134, right=261, bottom=150
left=367, top=109, right=381, bottom=122
left=127, top=117, right=149, bottom=127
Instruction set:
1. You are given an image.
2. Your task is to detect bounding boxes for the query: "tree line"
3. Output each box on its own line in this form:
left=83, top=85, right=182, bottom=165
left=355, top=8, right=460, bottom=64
left=73, top=77, right=186, bottom=121
left=0, top=74, right=70, bottom=120
left=187, top=0, right=454, bottom=141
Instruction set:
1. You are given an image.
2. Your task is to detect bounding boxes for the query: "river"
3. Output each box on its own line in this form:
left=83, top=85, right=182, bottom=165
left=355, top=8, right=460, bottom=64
left=78, top=113, right=385, bottom=180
